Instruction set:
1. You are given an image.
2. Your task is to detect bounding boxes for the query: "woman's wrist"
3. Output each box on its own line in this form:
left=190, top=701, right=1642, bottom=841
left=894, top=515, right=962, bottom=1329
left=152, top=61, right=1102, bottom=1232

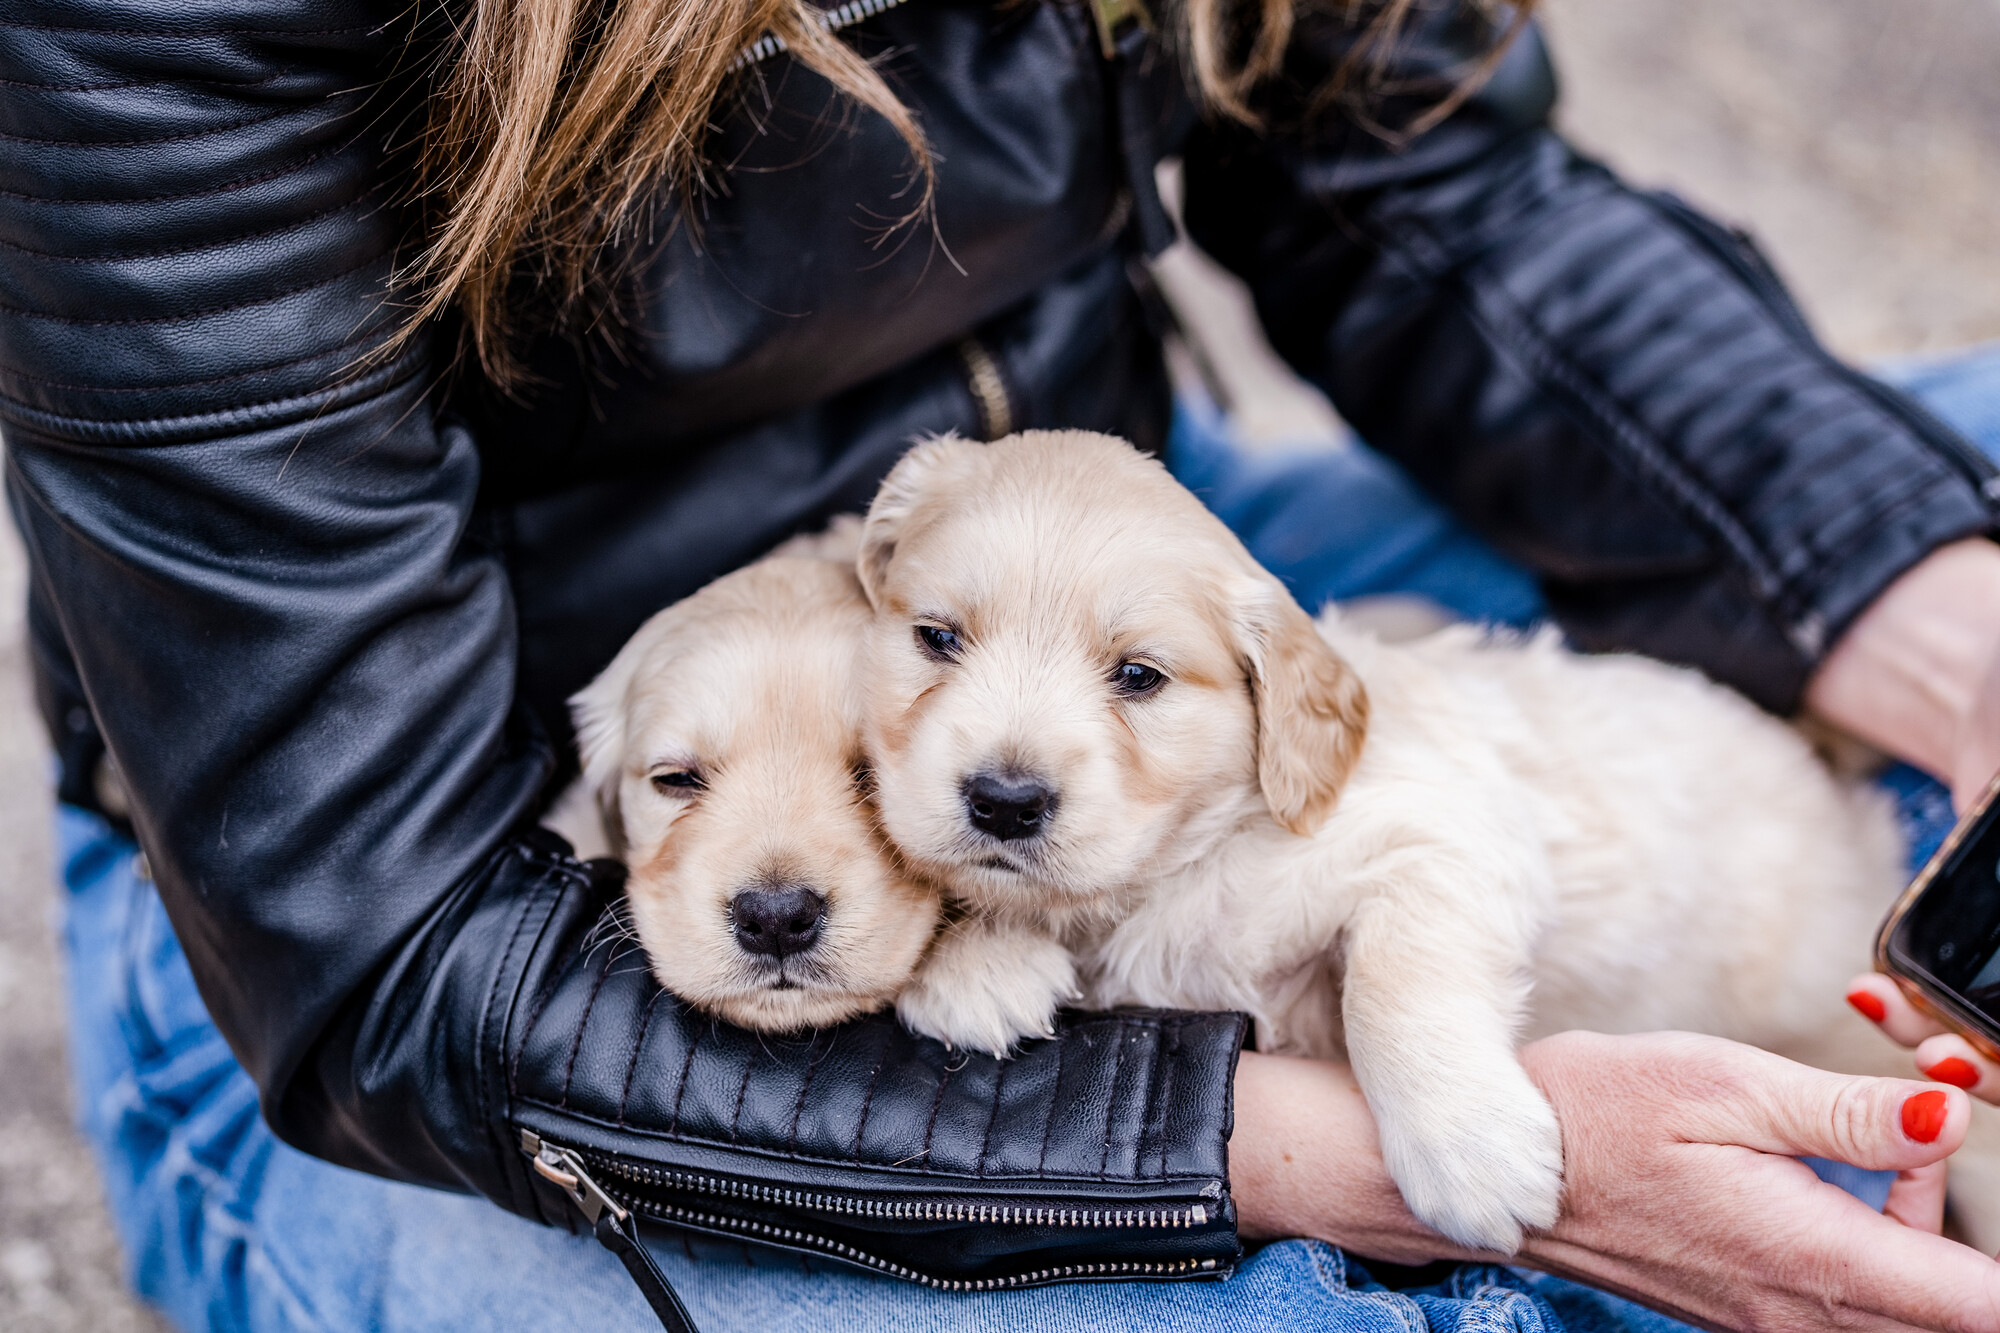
left=1804, top=537, right=2000, bottom=805
left=1230, top=1051, right=1479, bottom=1264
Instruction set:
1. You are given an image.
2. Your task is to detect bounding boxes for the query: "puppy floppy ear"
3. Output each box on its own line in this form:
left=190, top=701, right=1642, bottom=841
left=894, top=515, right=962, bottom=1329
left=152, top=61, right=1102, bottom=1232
left=858, top=434, right=979, bottom=607
left=1234, top=580, right=1369, bottom=835
left=568, top=632, right=647, bottom=853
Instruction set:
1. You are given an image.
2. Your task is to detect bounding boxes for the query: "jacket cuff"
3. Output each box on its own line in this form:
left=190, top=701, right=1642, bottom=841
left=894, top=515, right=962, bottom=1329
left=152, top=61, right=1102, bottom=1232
left=1780, top=434, right=1997, bottom=692
left=497, top=845, right=1247, bottom=1287
left=1549, top=466, right=1996, bottom=717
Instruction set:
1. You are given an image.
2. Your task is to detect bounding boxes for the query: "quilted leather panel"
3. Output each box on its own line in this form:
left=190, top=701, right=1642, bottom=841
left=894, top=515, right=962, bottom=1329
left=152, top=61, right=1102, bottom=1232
left=508, top=894, right=1241, bottom=1188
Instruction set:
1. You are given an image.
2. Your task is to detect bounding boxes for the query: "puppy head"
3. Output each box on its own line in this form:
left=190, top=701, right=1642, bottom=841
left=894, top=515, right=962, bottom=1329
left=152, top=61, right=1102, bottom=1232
left=571, top=556, right=941, bottom=1031
left=857, top=431, right=1368, bottom=916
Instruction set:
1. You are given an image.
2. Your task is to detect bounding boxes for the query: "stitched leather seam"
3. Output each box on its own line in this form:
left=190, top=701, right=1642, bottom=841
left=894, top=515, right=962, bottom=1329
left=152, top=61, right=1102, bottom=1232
left=1145, top=1021, right=1171, bottom=1179
left=0, top=68, right=294, bottom=92
left=0, top=128, right=366, bottom=205
left=919, top=1060, right=952, bottom=1170
left=0, top=175, right=389, bottom=263
left=0, top=18, right=383, bottom=35
left=666, top=1022, right=701, bottom=1138
left=480, top=852, right=541, bottom=1099
left=975, top=1053, right=1008, bottom=1177
left=0, top=349, right=425, bottom=445
left=520, top=864, right=577, bottom=1217
left=616, top=987, right=664, bottom=1129
left=727, top=1048, right=757, bottom=1145
left=1036, top=1027, right=1066, bottom=1174
left=493, top=857, right=567, bottom=1220
left=1098, top=1022, right=1129, bottom=1179
left=0, top=244, right=389, bottom=325
left=558, top=941, right=619, bottom=1108
left=508, top=932, right=565, bottom=1092
left=0, top=101, right=307, bottom=147
left=474, top=854, right=534, bottom=1198
left=785, top=1032, right=822, bottom=1156
left=0, top=320, right=392, bottom=393
left=851, top=1024, right=893, bottom=1161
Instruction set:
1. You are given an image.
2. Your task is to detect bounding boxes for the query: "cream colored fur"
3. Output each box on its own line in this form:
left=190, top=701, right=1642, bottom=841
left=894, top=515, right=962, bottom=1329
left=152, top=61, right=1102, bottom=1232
left=859, top=430, right=2000, bottom=1255
left=571, top=549, right=940, bottom=1033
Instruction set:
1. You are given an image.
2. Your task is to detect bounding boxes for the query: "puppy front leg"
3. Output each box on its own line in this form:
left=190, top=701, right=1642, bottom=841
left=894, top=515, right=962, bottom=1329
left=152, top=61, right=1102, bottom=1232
left=896, top=915, right=1077, bottom=1058
left=1341, top=894, right=1562, bottom=1254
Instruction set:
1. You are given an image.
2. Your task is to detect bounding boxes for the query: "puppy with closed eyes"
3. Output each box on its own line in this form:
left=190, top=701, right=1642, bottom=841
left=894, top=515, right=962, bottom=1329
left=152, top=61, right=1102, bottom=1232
left=856, top=430, right=2000, bottom=1255
left=571, top=548, right=940, bottom=1033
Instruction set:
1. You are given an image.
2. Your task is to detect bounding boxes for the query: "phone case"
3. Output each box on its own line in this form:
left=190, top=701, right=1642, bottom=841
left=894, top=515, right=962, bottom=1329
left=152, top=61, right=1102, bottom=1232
left=1875, top=766, right=2000, bottom=1063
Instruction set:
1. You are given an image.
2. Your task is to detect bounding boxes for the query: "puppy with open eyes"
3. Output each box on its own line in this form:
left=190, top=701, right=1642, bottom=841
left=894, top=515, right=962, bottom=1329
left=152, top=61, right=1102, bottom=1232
left=855, top=429, right=2000, bottom=1255
left=570, top=543, right=940, bottom=1033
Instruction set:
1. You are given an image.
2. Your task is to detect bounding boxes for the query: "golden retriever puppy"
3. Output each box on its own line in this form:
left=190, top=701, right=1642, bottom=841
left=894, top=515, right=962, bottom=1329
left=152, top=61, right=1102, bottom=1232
left=571, top=550, right=940, bottom=1032
left=855, top=430, right=2000, bottom=1254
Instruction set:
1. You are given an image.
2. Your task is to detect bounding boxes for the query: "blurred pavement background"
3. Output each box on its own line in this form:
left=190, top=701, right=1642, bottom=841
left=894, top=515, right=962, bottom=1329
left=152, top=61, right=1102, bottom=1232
left=2, top=2, right=1996, bottom=1328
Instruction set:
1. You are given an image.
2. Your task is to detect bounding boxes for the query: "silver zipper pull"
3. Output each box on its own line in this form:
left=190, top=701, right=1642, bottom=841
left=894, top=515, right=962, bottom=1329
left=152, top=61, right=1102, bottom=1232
left=520, top=1129, right=628, bottom=1225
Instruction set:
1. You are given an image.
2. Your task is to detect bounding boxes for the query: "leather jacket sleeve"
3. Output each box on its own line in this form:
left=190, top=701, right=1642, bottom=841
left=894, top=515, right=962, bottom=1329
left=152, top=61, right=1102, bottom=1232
left=0, top=0, right=1243, bottom=1287
left=1183, top=10, right=2000, bottom=713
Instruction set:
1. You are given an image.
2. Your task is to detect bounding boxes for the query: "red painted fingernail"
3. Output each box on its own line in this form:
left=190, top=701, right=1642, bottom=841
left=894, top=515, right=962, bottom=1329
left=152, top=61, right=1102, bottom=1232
left=1847, top=989, right=1887, bottom=1023
left=1926, top=1057, right=1982, bottom=1089
left=1903, top=1090, right=1951, bottom=1143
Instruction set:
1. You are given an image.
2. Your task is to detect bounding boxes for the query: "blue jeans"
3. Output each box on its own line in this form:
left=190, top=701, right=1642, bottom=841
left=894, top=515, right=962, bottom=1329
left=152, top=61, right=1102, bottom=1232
left=64, top=807, right=1693, bottom=1333
left=60, top=343, right=2000, bottom=1332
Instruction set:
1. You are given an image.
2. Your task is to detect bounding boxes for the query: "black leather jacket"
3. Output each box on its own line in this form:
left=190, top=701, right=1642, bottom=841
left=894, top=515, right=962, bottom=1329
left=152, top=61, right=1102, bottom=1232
left=3, top=0, right=1993, bottom=1293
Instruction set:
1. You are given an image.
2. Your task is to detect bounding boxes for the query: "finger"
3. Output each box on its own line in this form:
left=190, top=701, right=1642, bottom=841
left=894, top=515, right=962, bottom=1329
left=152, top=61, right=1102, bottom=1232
left=1849, top=973, right=1953, bottom=1048
left=1914, top=1033, right=2000, bottom=1102
left=1806, top=1208, right=2000, bottom=1331
left=1539, top=1171, right=2000, bottom=1333
left=1883, top=1161, right=1950, bottom=1234
left=1701, top=1045, right=1970, bottom=1172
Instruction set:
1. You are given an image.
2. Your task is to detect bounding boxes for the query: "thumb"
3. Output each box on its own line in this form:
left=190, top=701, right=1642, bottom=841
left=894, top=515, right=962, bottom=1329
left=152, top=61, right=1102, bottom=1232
left=1710, top=1048, right=1971, bottom=1172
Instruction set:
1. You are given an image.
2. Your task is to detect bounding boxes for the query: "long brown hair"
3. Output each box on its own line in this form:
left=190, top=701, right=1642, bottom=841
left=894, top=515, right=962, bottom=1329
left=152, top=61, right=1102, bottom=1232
left=403, top=0, right=1526, bottom=386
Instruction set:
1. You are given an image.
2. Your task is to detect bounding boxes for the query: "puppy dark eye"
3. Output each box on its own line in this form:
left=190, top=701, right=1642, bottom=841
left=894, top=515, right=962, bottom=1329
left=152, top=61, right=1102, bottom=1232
left=1115, top=662, right=1165, bottom=696
left=916, top=623, right=962, bottom=661
left=651, top=770, right=704, bottom=793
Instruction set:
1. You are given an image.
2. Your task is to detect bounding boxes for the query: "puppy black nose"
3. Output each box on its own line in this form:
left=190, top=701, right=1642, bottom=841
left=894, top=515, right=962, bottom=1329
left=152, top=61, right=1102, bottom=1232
left=963, top=772, right=1056, bottom=842
left=731, top=885, right=825, bottom=958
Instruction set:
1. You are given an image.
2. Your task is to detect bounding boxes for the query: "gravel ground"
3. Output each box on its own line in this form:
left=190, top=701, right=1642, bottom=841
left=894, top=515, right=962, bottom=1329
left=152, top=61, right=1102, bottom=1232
left=2, top=5, right=1996, bottom=1329
left=1542, top=0, right=2000, bottom=361
left=0, top=516, right=167, bottom=1333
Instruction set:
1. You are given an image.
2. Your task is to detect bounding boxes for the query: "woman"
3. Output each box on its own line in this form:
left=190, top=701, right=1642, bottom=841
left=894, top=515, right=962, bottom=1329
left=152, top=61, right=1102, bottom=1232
left=7, top=0, right=2000, bottom=1329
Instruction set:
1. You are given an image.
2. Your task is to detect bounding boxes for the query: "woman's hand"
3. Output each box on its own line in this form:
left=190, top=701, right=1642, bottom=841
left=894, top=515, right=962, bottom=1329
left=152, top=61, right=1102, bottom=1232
left=1233, top=1033, right=2000, bottom=1331
left=1807, top=538, right=2000, bottom=1096
left=1846, top=972, right=2000, bottom=1104
left=1519, top=1032, right=1996, bottom=1331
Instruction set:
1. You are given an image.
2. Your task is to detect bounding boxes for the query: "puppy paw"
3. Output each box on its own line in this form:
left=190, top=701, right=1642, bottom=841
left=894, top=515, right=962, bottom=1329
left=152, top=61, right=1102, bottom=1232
left=896, top=918, right=1076, bottom=1058
left=1374, top=1063, right=1563, bottom=1254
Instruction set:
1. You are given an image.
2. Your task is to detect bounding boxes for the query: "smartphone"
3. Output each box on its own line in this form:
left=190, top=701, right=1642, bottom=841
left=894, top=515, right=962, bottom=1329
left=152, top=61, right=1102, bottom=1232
left=1878, top=772, right=2000, bottom=1062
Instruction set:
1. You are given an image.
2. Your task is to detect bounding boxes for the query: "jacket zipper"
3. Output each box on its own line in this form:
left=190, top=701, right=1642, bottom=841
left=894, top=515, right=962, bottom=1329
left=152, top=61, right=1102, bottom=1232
left=521, top=1130, right=1222, bottom=1292
left=957, top=337, right=1016, bottom=440
left=735, top=0, right=917, bottom=71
